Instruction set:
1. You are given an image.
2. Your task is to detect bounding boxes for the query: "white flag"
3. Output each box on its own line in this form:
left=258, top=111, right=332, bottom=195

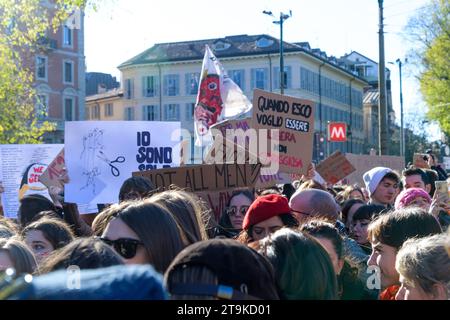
left=194, top=45, right=252, bottom=147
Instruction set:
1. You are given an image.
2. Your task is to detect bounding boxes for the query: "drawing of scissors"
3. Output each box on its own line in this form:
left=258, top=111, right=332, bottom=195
left=97, top=151, right=125, bottom=177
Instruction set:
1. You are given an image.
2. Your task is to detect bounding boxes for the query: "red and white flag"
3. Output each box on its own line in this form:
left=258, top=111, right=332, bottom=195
left=194, top=45, right=252, bottom=147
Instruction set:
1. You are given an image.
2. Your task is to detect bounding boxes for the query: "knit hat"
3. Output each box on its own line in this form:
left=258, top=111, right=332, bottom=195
left=242, top=194, right=291, bottom=230
left=8, top=264, right=167, bottom=300
left=363, top=167, right=393, bottom=196
left=165, top=239, right=280, bottom=300
left=394, top=187, right=432, bottom=210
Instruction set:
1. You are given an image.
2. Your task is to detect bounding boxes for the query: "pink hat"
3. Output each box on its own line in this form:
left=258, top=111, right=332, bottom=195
left=394, top=188, right=432, bottom=210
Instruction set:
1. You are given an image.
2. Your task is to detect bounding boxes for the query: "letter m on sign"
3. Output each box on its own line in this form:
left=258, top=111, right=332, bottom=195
left=328, top=122, right=347, bottom=142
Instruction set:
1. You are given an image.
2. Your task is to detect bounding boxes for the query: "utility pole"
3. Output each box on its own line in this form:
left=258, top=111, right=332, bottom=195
left=397, top=59, right=405, bottom=157
left=279, top=13, right=285, bottom=94
left=263, top=10, right=292, bottom=95
left=378, top=0, right=388, bottom=155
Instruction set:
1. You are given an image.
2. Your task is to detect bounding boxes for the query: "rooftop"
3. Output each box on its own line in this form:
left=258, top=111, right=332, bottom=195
left=118, top=34, right=369, bottom=84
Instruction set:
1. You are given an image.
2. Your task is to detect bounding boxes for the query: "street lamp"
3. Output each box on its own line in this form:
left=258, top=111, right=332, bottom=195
left=263, top=10, right=292, bottom=95
left=389, top=58, right=406, bottom=157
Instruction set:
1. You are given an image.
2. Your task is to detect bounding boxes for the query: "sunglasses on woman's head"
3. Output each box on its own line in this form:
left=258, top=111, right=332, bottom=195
left=99, top=237, right=143, bottom=259
left=226, top=206, right=249, bottom=217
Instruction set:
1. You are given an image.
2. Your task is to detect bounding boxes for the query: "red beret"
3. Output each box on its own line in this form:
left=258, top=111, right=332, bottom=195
left=242, top=194, right=291, bottom=230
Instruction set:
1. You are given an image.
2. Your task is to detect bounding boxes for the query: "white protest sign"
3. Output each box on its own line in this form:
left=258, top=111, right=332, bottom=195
left=65, top=121, right=180, bottom=207
left=0, top=144, right=63, bottom=218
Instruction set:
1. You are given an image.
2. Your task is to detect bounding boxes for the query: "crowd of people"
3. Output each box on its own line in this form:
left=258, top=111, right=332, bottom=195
left=0, top=150, right=449, bottom=300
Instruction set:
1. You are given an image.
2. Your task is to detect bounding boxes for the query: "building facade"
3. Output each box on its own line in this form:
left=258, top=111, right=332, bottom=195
left=85, top=88, right=124, bottom=120
left=340, top=51, right=396, bottom=154
left=87, top=34, right=368, bottom=163
left=33, top=1, right=85, bottom=143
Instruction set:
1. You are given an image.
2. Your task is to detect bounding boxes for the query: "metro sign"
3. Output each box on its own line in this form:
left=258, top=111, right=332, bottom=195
left=328, top=122, right=347, bottom=142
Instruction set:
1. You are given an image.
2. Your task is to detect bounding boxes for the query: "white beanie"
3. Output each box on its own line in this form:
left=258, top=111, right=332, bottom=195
left=363, top=167, right=393, bottom=196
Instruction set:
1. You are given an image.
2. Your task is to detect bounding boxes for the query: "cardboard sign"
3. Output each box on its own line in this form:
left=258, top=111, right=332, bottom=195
left=132, top=163, right=261, bottom=193
left=206, top=118, right=257, bottom=164
left=252, top=89, right=315, bottom=175
left=316, top=151, right=356, bottom=184
left=39, top=149, right=65, bottom=189
left=344, top=153, right=405, bottom=186
left=211, top=118, right=252, bottom=136
left=413, top=153, right=430, bottom=169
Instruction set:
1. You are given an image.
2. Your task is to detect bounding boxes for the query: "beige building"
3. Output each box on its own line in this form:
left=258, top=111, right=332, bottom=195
left=85, top=88, right=124, bottom=120
left=87, top=34, right=368, bottom=162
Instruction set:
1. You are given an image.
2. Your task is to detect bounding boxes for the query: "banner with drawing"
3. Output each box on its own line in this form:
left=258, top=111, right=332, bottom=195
left=65, top=121, right=180, bottom=207
left=0, top=144, right=63, bottom=218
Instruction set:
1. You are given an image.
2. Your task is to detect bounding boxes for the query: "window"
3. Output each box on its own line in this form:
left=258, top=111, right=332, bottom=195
left=104, top=103, right=114, bottom=117
left=164, top=74, right=179, bottom=96
left=63, top=25, right=73, bottom=47
left=186, top=103, right=195, bottom=120
left=251, top=68, right=268, bottom=90
left=91, top=104, right=100, bottom=119
left=142, top=76, right=158, bottom=97
left=164, top=104, right=180, bottom=121
left=85, top=107, right=90, bottom=120
left=256, top=37, right=274, bottom=48
left=125, top=79, right=134, bottom=99
left=124, top=107, right=135, bottom=120
left=63, top=60, right=74, bottom=84
left=213, top=41, right=231, bottom=51
left=142, top=105, right=159, bottom=121
left=36, top=56, right=47, bottom=81
left=229, top=70, right=245, bottom=90
left=64, top=98, right=74, bottom=121
left=273, top=66, right=292, bottom=90
left=36, top=94, right=48, bottom=117
left=185, top=73, right=200, bottom=95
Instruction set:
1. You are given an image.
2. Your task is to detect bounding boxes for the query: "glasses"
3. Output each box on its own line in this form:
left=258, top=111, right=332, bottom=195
left=99, top=237, right=144, bottom=259
left=226, top=206, right=249, bottom=217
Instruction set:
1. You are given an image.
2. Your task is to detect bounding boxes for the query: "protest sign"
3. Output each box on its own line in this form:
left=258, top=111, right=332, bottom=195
left=413, top=153, right=430, bottom=169
left=252, top=89, right=315, bottom=175
left=39, top=148, right=65, bottom=189
left=0, top=144, right=63, bottom=218
left=132, top=163, right=261, bottom=193
left=65, top=121, right=180, bottom=207
left=344, top=153, right=405, bottom=186
left=316, top=151, right=356, bottom=184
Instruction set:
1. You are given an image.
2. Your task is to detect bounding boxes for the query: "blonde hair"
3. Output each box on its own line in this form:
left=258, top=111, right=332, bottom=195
left=396, top=234, right=450, bottom=297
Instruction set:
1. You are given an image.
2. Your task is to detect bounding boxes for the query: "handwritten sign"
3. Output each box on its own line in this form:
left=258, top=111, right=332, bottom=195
left=65, top=121, right=180, bottom=207
left=0, top=144, right=63, bottom=218
left=39, top=149, right=65, bottom=189
left=316, top=151, right=356, bottom=184
left=132, top=163, right=261, bottom=193
left=252, top=89, right=315, bottom=174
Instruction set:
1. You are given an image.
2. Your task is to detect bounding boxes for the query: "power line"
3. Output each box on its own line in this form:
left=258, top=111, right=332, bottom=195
left=384, top=5, right=431, bottom=19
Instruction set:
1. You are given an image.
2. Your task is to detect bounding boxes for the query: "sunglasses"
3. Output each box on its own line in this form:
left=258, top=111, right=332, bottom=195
left=226, top=206, right=249, bottom=217
left=99, top=237, right=144, bottom=259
